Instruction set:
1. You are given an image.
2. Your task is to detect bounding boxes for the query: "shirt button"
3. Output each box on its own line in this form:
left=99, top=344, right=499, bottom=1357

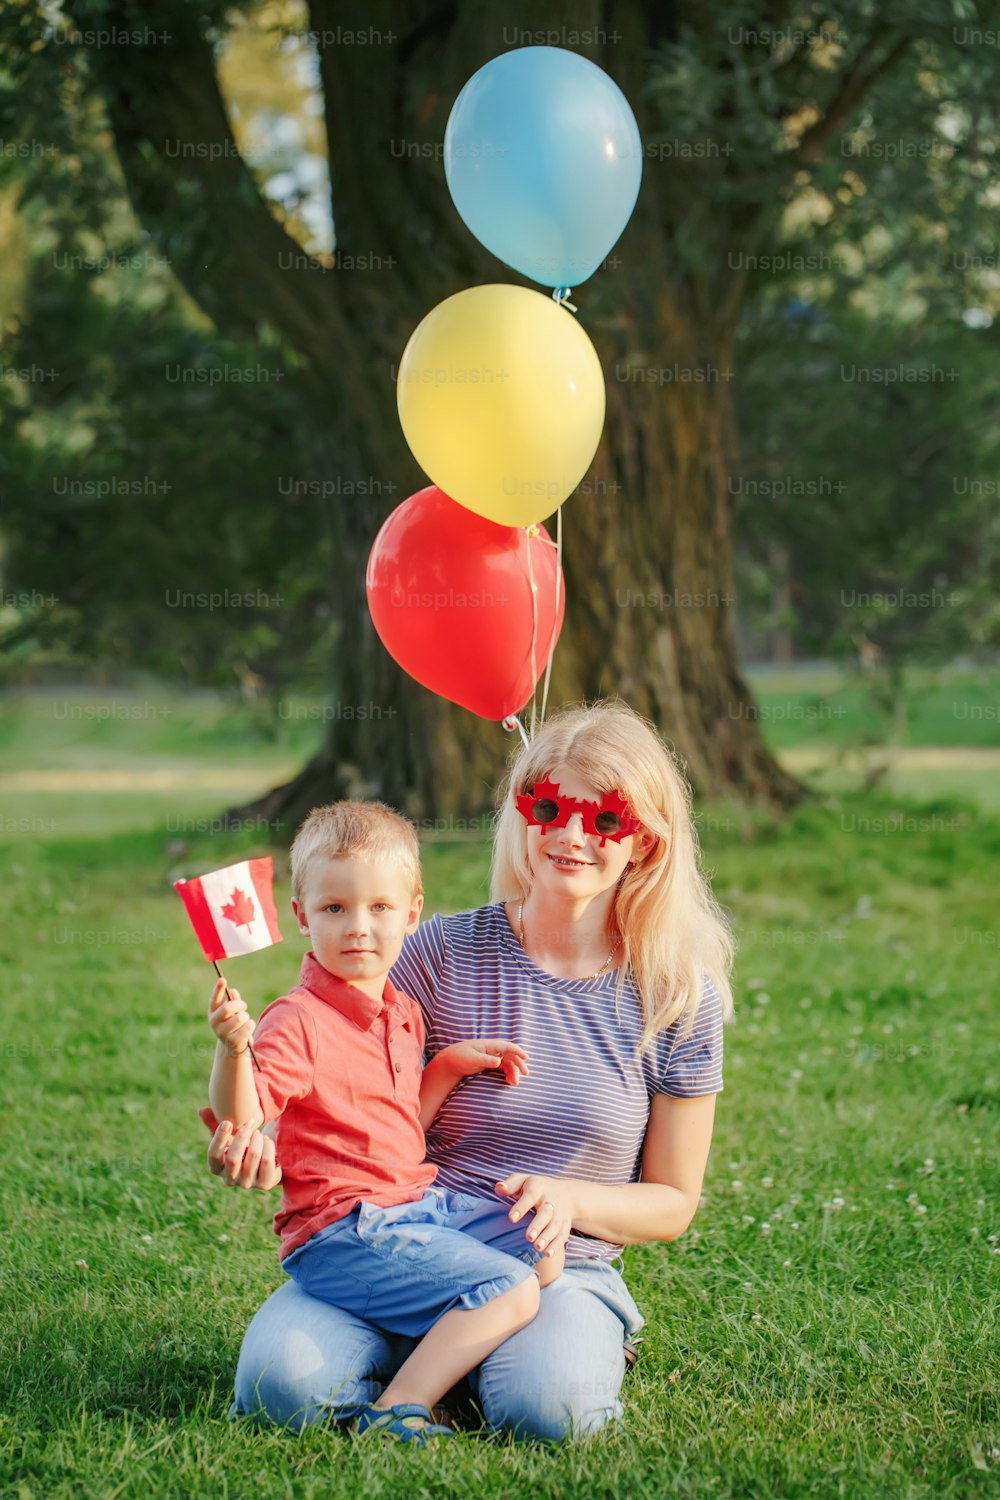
left=395, top=1062, right=402, bottom=1072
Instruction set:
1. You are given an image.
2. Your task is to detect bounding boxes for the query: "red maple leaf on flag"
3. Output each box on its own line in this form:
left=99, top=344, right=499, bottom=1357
left=220, top=887, right=256, bottom=930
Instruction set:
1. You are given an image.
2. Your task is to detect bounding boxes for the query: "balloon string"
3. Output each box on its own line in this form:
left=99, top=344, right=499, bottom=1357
left=525, top=525, right=540, bottom=739
left=502, top=714, right=530, bottom=748
left=552, top=286, right=578, bottom=313
left=538, top=506, right=562, bottom=729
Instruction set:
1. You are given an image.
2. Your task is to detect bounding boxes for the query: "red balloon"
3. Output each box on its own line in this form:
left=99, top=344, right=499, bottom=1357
left=366, top=486, right=565, bottom=720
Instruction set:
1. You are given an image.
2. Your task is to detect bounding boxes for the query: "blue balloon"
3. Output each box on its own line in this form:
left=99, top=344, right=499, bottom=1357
left=444, top=47, right=642, bottom=289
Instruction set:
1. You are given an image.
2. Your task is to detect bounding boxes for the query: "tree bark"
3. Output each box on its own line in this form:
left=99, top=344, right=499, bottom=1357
left=77, top=0, right=911, bottom=821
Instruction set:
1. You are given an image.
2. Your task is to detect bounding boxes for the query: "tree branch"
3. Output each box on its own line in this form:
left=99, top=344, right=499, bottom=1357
left=792, top=31, right=912, bottom=166
left=70, top=0, right=364, bottom=417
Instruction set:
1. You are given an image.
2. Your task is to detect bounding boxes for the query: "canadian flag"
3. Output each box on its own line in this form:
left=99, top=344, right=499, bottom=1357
left=173, top=857, right=283, bottom=962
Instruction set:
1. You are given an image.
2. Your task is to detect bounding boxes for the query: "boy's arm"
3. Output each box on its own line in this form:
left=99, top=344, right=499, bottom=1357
left=418, top=1039, right=529, bottom=1131
left=209, top=1039, right=264, bottom=1128
left=208, top=980, right=265, bottom=1128
left=417, top=1051, right=462, bottom=1131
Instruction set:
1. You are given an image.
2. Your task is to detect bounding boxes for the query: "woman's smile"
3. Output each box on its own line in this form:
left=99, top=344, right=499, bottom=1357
left=546, top=852, right=595, bottom=870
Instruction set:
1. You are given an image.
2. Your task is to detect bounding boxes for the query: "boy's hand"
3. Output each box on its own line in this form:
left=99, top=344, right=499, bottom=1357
left=208, top=978, right=256, bottom=1057
left=440, top=1039, right=530, bottom=1087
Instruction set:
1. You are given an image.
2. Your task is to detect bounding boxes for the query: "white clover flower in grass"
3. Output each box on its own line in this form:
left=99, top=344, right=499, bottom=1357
left=731, top=1180, right=744, bottom=1193
left=790, top=1069, right=803, bottom=1080
left=742, top=1282, right=753, bottom=1292
left=761, top=1176, right=773, bottom=1188
left=760, top=1223, right=771, bottom=1237
left=782, top=1259, right=792, bottom=1268
left=742, top=1215, right=755, bottom=1226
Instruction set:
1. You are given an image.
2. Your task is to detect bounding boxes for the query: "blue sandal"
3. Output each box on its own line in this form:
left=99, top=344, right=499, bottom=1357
left=353, top=1402, right=454, bottom=1446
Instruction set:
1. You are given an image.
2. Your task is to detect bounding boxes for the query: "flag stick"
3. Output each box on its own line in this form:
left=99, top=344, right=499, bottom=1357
left=213, top=960, right=261, bottom=1070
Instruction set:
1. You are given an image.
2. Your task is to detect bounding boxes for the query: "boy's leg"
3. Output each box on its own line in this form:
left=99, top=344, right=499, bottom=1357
left=443, top=1189, right=564, bottom=1282
left=375, top=1273, right=539, bottom=1412
left=286, top=1195, right=543, bottom=1415
left=535, top=1243, right=565, bottom=1286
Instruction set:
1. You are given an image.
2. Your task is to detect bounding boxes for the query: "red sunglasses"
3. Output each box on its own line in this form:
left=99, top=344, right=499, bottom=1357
left=515, top=777, right=642, bottom=845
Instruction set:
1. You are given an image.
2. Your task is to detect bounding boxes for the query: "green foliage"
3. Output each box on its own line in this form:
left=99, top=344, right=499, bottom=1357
left=0, top=0, right=340, bottom=689
left=1, top=1, right=999, bottom=692
left=642, top=2, right=1000, bottom=664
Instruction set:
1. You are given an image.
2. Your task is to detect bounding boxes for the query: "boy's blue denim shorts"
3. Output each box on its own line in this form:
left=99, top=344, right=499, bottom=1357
left=282, top=1185, right=543, bottom=1338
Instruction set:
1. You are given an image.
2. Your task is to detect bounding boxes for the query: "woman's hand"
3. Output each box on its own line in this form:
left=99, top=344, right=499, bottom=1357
left=440, top=1039, right=530, bottom=1086
left=496, top=1172, right=576, bottom=1258
left=208, top=1119, right=282, bottom=1191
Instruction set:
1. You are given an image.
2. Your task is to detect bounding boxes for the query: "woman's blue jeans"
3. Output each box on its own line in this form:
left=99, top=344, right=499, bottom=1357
left=230, top=1258, right=645, bottom=1443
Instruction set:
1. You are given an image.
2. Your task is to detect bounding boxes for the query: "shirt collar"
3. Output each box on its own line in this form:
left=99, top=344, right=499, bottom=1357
left=297, top=952, right=407, bottom=1032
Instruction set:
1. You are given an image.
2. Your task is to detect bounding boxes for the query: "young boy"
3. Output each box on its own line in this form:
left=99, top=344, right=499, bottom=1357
left=207, top=800, right=563, bottom=1447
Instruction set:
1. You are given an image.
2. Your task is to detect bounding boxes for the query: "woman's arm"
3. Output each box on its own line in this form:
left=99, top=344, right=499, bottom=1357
left=499, top=1093, right=717, bottom=1246
left=207, top=1118, right=282, bottom=1189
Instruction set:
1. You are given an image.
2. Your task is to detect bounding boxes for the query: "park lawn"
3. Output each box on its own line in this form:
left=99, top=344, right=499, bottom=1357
left=1, top=781, right=997, bottom=1500
left=745, top=666, right=1000, bottom=751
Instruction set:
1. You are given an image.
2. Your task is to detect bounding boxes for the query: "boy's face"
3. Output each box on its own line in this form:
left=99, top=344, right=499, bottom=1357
left=292, top=854, right=423, bottom=993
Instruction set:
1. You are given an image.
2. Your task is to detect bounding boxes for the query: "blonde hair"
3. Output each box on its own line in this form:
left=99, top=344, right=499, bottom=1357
left=290, top=800, right=423, bottom=904
left=491, top=700, right=734, bottom=1051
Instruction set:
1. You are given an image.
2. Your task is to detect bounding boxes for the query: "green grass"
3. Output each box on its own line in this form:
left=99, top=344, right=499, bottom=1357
left=1, top=682, right=998, bottom=1496
left=746, top=665, right=1000, bottom=750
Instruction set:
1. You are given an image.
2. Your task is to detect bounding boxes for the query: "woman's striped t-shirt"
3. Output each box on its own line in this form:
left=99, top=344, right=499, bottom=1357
left=389, top=902, right=725, bottom=1264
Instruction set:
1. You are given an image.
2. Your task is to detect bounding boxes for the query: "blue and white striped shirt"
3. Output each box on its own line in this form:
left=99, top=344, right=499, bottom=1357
left=390, top=903, right=724, bottom=1263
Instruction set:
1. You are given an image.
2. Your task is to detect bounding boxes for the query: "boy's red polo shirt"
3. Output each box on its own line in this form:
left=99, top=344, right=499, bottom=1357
left=251, top=952, right=437, bottom=1259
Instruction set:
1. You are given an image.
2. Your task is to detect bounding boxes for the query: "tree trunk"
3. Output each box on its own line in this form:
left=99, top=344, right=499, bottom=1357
left=81, top=0, right=848, bottom=823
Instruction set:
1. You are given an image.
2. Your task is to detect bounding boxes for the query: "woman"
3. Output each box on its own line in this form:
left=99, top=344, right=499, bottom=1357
left=207, top=700, right=734, bottom=1441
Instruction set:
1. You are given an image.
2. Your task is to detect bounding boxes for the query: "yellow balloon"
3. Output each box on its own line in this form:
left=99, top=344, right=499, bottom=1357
left=396, top=284, right=605, bottom=527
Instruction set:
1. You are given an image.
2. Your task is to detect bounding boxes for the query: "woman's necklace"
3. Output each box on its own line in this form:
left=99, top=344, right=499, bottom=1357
left=517, top=899, right=620, bottom=981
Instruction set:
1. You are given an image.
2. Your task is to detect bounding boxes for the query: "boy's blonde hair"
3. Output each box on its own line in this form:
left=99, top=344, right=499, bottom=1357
left=491, top=699, right=734, bottom=1051
left=291, top=800, right=423, bottom=904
